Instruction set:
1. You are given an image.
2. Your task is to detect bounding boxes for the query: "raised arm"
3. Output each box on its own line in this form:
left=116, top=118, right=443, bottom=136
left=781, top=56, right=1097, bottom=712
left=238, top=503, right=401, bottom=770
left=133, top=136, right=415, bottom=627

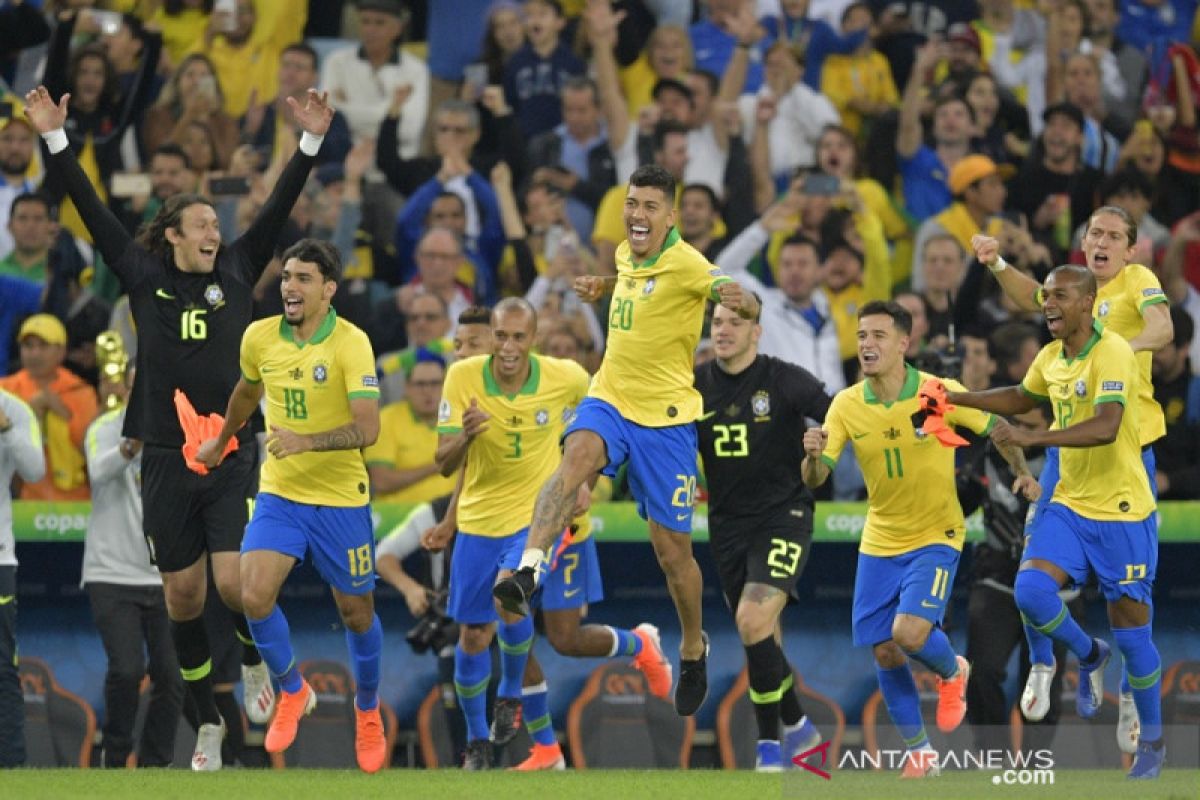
left=586, top=0, right=631, bottom=153
left=896, top=41, right=939, bottom=160
left=801, top=427, right=831, bottom=488
left=972, top=233, right=1043, bottom=312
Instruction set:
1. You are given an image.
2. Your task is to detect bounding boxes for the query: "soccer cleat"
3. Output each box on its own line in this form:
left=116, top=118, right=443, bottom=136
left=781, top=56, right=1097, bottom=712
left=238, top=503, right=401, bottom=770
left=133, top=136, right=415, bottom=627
left=755, top=740, right=783, bottom=772
left=1127, top=739, right=1165, bottom=779
left=510, top=742, right=566, bottom=771
left=1021, top=659, right=1056, bottom=722
left=673, top=631, right=709, bottom=717
left=490, top=696, right=523, bottom=745
left=191, top=719, right=226, bottom=771
left=242, top=662, right=276, bottom=725
left=900, top=748, right=941, bottom=778
left=493, top=568, right=536, bottom=618
left=631, top=623, right=673, bottom=699
left=354, top=703, right=387, bottom=773
left=784, top=716, right=822, bottom=768
left=264, top=679, right=316, bottom=753
left=935, top=655, right=970, bottom=733
left=463, top=738, right=491, bottom=770
left=1117, top=691, right=1141, bottom=754
left=1076, top=639, right=1111, bottom=720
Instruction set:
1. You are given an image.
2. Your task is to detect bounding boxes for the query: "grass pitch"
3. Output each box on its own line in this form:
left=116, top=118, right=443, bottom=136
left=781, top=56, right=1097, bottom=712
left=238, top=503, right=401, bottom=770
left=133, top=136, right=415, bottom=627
left=3, top=768, right=1196, bottom=800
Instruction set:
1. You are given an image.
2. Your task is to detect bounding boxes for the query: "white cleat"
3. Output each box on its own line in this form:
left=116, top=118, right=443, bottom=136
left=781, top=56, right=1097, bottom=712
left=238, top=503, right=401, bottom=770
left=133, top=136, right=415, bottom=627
left=1117, top=691, right=1140, bottom=754
left=242, top=662, right=277, bottom=725
left=191, top=719, right=226, bottom=771
left=1021, top=660, right=1055, bottom=722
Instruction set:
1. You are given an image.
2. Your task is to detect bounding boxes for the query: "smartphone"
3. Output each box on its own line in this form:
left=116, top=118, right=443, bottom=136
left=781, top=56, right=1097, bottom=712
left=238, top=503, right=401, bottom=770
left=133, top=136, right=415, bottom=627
left=110, top=172, right=153, bottom=198
left=208, top=176, right=251, bottom=196
left=214, top=0, right=238, bottom=33
left=92, top=10, right=123, bottom=36
left=197, top=75, right=217, bottom=98
left=802, top=172, right=842, bottom=196
left=463, top=63, right=489, bottom=102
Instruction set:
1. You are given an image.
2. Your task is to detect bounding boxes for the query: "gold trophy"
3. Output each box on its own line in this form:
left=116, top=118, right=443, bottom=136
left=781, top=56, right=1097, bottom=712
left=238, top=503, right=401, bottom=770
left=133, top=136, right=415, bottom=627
left=95, top=330, right=129, bottom=410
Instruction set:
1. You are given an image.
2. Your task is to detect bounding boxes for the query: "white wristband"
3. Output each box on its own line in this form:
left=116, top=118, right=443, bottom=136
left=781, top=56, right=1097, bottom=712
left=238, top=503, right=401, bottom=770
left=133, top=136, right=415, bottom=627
left=41, top=128, right=69, bottom=155
left=987, top=256, right=1009, bottom=274
left=298, top=131, right=324, bottom=157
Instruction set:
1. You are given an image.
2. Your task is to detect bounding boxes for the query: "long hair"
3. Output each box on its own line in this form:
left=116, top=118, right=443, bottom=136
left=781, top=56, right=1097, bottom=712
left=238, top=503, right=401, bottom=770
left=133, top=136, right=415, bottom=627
left=135, top=193, right=215, bottom=261
left=154, top=53, right=225, bottom=113
left=68, top=43, right=119, bottom=113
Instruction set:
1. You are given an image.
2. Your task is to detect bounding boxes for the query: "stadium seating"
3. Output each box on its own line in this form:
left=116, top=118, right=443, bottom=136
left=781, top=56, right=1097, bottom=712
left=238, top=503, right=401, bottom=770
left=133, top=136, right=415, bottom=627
left=267, top=659, right=398, bottom=769
left=715, top=666, right=846, bottom=769
left=416, top=684, right=536, bottom=769
left=19, top=656, right=96, bottom=767
left=566, top=662, right=695, bottom=768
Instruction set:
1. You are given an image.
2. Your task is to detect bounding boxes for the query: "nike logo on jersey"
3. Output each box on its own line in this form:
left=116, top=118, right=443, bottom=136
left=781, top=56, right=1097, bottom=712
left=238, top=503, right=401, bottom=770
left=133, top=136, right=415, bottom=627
left=920, top=599, right=939, bottom=609
left=564, top=588, right=581, bottom=598
left=155, top=289, right=176, bottom=300
left=351, top=578, right=370, bottom=588
left=852, top=432, right=868, bottom=439
left=698, top=411, right=716, bottom=421
left=675, top=512, right=690, bottom=521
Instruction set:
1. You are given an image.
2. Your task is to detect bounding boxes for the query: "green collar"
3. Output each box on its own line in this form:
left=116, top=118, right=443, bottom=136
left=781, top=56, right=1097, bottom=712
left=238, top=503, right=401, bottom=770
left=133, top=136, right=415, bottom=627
left=1059, top=320, right=1103, bottom=363
left=864, top=363, right=920, bottom=406
left=483, top=354, right=540, bottom=398
left=278, top=307, right=337, bottom=348
left=630, top=226, right=681, bottom=269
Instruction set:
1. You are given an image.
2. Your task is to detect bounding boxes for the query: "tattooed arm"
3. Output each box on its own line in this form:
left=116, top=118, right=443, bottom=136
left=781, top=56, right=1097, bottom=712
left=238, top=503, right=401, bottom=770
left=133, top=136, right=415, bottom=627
left=265, top=398, right=380, bottom=459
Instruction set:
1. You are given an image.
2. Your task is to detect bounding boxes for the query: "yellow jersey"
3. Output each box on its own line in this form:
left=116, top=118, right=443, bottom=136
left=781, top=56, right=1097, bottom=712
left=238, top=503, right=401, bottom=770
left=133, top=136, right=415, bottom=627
left=1020, top=323, right=1154, bottom=521
left=820, top=366, right=995, bottom=556
left=590, top=228, right=731, bottom=427
left=363, top=401, right=456, bottom=504
left=1036, top=263, right=1167, bottom=446
left=240, top=310, right=379, bottom=507
left=437, top=354, right=590, bottom=537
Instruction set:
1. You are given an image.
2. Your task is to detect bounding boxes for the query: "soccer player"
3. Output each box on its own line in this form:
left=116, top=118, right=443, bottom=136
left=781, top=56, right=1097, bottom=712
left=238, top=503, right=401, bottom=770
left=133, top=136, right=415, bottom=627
left=195, top=239, right=386, bottom=773
left=694, top=302, right=833, bottom=771
left=801, top=300, right=1038, bottom=778
left=493, top=164, right=760, bottom=717
left=436, top=297, right=596, bottom=770
left=23, top=85, right=334, bottom=768
left=936, top=264, right=1165, bottom=779
left=973, top=205, right=1170, bottom=748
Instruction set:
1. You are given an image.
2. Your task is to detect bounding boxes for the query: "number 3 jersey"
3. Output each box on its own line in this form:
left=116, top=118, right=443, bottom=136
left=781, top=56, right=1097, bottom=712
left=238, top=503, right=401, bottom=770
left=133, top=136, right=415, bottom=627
left=240, top=309, right=379, bottom=506
left=820, top=366, right=994, bottom=556
left=694, top=355, right=831, bottom=529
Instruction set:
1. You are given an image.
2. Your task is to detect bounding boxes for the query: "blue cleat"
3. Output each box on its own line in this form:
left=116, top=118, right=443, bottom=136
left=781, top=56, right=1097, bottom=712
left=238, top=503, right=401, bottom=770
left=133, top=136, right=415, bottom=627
left=1127, top=739, right=1165, bottom=779
left=784, top=716, right=822, bottom=768
left=755, top=740, right=783, bottom=772
left=1076, top=639, right=1110, bottom=719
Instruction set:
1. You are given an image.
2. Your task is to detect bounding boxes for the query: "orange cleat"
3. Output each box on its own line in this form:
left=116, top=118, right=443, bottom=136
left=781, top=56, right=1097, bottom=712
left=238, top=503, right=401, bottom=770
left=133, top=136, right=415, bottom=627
left=510, top=742, right=566, bottom=771
left=355, top=703, right=387, bottom=773
left=900, top=748, right=941, bottom=778
left=936, top=655, right=970, bottom=733
left=631, top=623, right=673, bottom=699
left=264, top=680, right=316, bottom=753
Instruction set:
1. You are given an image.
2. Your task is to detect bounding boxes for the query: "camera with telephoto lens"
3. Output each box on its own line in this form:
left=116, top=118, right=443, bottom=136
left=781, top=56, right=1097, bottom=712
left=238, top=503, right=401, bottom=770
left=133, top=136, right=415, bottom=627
left=912, top=346, right=962, bottom=382
left=405, top=590, right=458, bottom=654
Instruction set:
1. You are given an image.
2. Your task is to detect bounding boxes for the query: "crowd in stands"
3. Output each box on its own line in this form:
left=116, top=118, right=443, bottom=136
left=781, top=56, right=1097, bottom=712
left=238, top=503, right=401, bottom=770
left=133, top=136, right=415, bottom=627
left=2, top=0, right=1200, bottom=510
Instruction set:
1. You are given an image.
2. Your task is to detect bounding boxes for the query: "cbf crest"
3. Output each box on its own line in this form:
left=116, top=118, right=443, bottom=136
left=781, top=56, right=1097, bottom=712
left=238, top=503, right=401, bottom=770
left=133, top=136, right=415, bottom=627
left=1097, top=300, right=1110, bottom=318
left=751, top=390, right=771, bottom=418
left=312, top=362, right=329, bottom=384
left=204, top=284, right=225, bottom=308
left=1074, top=379, right=1087, bottom=398
left=535, top=408, right=550, bottom=426
left=643, top=278, right=657, bottom=295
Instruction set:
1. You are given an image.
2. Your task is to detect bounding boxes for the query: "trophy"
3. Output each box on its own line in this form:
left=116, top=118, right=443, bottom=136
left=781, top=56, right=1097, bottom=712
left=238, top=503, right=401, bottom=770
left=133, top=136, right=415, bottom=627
left=95, top=330, right=129, bottom=410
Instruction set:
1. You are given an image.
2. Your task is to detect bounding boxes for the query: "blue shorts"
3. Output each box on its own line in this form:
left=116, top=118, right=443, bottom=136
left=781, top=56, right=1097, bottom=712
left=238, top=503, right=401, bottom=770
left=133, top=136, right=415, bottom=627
left=448, top=528, right=528, bottom=625
left=539, top=534, right=604, bottom=612
left=242, top=493, right=375, bottom=595
left=852, top=545, right=961, bottom=647
left=1029, top=446, right=1157, bottom=531
left=566, top=397, right=698, bottom=533
left=1023, top=502, right=1157, bottom=603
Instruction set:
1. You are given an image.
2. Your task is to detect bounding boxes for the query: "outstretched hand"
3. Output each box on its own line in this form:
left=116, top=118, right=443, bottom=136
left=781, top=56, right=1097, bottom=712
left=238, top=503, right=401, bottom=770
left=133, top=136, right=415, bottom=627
left=23, top=86, right=69, bottom=134
left=287, top=88, right=334, bottom=137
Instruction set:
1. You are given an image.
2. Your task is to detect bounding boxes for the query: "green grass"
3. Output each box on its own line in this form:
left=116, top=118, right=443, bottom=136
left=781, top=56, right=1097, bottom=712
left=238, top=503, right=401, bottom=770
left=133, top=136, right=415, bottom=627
left=2, top=769, right=1196, bottom=800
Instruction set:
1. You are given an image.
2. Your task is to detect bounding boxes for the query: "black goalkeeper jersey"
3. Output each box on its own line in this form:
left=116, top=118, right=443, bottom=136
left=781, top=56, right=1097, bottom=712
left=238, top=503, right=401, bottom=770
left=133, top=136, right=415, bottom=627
left=48, top=145, right=315, bottom=448
left=694, top=354, right=832, bottom=526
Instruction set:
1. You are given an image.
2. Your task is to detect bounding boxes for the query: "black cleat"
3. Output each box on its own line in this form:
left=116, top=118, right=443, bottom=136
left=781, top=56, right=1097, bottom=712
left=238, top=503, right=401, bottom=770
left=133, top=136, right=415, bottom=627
left=463, top=738, right=491, bottom=770
left=674, top=631, right=710, bottom=717
left=490, top=696, right=524, bottom=745
left=493, top=568, right=535, bottom=618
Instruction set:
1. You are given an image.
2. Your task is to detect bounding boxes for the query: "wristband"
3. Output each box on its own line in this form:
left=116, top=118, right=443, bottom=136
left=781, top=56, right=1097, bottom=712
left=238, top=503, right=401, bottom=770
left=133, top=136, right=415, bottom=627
left=299, top=131, right=324, bottom=157
left=987, top=256, right=1009, bottom=274
left=41, top=128, right=69, bottom=154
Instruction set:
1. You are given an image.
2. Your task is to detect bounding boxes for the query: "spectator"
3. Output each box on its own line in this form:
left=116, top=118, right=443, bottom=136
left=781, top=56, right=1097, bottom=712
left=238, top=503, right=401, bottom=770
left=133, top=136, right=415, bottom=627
left=821, top=233, right=890, bottom=382
left=958, top=70, right=1029, bottom=167
left=0, top=314, right=97, bottom=501
left=1115, top=0, right=1196, bottom=79
left=618, top=23, right=693, bottom=119
left=322, top=0, right=430, bottom=160
left=893, top=290, right=932, bottom=360
left=492, top=162, right=571, bottom=295
left=911, top=154, right=1005, bottom=287
left=677, top=183, right=730, bottom=262
left=243, top=43, right=352, bottom=167
left=502, top=0, right=586, bottom=139
left=1072, top=167, right=1169, bottom=259
left=1152, top=306, right=1200, bottom=499
left=989, top=321, right=1043, bottom=386
left=408, top=229, right=474, bottom=331
left=123, top=144, right=199, bottom=230
left=0, top=115, right=41, bottom=259
left=365, top=352, right=457, bottom=504
left=1056, top=52, right=1122, bottom=173
left=99, top=13, right=164, bottom=122
left=192, top=0, right=283, bottom=118
left=142, top=53, right=240, bottom=170
left=479, top=1, right=528, bottom=84
left=868, top=0, right=981, bottom=90
left=1084, top=0, right=1147, bottom=133
left=914, top=234, right=967, bottom=344
left=151, top=0, right=214, bottom=69
left=690, top=0, right=769, bottom=94
left=820, top=3, right=899, bottom=141
left=764, top=0, right=869, bottom=90
left=375, top=291, right=455, bottom=403
left=425, top=0, right=494, bottom=152
left=540, top=317, right=594, bottom=372
left=1044, top=1, right=1126, bottom=136
left=973, top=0, right=1047, bottom=117
left=0, top=193, right=54, bottom=286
